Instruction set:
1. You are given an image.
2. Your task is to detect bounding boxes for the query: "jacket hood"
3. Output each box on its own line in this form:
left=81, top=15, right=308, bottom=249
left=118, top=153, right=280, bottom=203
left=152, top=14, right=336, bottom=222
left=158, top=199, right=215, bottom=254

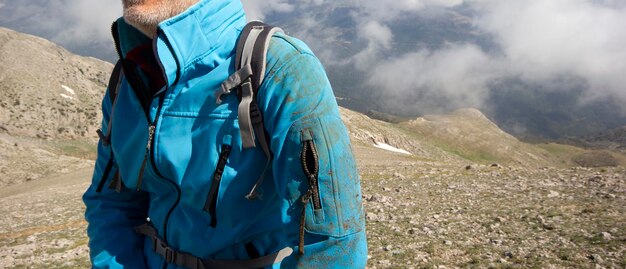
left=114, top=0, right=247, bottom=88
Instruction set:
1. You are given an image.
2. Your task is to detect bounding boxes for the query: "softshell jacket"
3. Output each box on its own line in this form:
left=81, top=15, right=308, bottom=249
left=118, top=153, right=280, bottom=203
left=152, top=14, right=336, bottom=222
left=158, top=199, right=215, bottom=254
left=82, top=0, right=367, bottom=268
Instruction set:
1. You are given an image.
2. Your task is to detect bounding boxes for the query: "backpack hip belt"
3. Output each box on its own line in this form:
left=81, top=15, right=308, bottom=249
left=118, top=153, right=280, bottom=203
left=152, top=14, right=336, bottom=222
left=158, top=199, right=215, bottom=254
left=135, top=224, right=293, bottom=269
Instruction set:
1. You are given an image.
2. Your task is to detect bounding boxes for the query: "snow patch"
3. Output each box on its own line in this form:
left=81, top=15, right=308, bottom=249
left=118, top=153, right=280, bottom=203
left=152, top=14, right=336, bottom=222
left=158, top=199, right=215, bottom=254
left=373, top=142, right=412, bottom=155
left=60, top=94, right=74, bottom=100
left=61, top=85, right=75, bottom=95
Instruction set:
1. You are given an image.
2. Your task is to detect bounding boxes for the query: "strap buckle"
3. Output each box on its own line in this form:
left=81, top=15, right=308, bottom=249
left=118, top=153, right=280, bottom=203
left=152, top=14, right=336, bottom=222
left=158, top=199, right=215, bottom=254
left=154, top=239, right=177, bottom=264
left=217, top=65, right=253, bottom=104
left=215, top=83, right=233, bottom=105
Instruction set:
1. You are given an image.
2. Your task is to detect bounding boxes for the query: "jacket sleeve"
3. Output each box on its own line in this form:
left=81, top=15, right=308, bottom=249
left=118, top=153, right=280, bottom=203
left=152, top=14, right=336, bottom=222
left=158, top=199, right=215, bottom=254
left=259, top=43, right=368, bottom=268
left=82, top=85, right=150, bottom=269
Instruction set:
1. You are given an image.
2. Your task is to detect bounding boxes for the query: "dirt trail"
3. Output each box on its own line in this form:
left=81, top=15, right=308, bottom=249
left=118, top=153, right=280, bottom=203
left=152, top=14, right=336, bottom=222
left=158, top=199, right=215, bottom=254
left=0, top=168, right=91, bottom=200
left=0, top=168, right=92, bottom=268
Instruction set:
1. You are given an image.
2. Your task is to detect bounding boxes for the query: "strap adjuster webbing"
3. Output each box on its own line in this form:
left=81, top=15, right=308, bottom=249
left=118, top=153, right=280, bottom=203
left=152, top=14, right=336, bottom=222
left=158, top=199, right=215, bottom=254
left=154, top=239, right=176, bottom=263
left=238, top=81, right=257, bottom=149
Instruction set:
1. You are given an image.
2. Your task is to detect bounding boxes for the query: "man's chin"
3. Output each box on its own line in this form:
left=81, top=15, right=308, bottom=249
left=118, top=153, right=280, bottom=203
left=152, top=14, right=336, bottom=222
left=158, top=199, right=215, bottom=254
left=121, top=0, right=198, bottom=38
left=123, top=12, right=158, bottom=38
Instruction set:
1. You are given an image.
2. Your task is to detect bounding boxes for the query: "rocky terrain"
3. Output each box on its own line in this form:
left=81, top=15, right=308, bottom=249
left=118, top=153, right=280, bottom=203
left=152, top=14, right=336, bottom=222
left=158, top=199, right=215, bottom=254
left=0, top=27, right=111, bottom=140
left=0, top=27, right=624, bottom=269
left=357, top=147, right=625, bottom=268
left=1, top=148, right=624, bottom=268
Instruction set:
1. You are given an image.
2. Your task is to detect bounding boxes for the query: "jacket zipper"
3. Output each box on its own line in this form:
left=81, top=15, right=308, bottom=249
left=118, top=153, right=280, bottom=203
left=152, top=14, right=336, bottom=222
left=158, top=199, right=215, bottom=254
left=135, top=124, right=155, bottom=190
left=151, top=28, right=183, bottom=256
left=203, top=144, right=232, bottom=227
left=144, top=94, right=182, bottom=245
left=132, top=94, right=181, bottom=269
left=112, top=22, right=183, bottom=268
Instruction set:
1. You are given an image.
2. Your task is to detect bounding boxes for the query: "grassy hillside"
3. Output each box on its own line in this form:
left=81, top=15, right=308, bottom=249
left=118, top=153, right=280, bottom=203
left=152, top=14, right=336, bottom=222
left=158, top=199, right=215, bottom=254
left=397, top=108, right=559, bottom=167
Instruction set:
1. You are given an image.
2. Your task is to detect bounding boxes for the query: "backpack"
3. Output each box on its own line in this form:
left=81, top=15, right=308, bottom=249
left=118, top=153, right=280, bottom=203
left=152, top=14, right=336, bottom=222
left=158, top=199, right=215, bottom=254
left=95, top=21, right=283, bottom=198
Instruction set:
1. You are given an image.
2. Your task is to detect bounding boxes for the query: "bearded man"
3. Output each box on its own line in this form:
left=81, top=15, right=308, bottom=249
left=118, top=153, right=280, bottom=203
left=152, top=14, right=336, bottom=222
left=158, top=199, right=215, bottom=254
left=82, top=0, right=368, bottom=268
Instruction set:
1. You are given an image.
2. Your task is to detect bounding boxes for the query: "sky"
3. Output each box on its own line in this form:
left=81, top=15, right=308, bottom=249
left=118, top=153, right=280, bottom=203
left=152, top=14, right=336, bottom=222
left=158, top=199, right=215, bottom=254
left=242, top=0, right=626, bottom=115
left=1, top=0, right=625, bottom=128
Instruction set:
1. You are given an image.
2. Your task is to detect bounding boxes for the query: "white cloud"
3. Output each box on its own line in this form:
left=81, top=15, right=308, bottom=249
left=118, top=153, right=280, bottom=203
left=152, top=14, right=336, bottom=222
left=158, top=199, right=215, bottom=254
left=352, top=21, right=394, bottom=67
left=241, top=0, right=297, bottom=21
left=349, top=0, right=466, bottom=22
left=0, top=0, right=121, bottom=60
left=367, top=44, right=502, bottom=113
left=2, top=0, right=624, bottom=110
left=57, top=0, right=122, bottom=44
left=473, top=0, right=626, bottom=101
left=0, top=0, right=120, bottom=43
left=346, top=0, right=626, bottom=111
left=359, top=21, right=393, bottom=49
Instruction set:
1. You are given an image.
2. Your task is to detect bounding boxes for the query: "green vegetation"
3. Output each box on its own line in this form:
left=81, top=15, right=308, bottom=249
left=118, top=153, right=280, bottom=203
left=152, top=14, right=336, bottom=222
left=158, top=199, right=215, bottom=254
left=47, top=139, right=97, bottom=160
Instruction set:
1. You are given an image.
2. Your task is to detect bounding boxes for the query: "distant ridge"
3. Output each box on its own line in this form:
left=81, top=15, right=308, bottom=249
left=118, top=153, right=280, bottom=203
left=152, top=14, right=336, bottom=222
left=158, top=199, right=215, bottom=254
left=398, top=108, right=558, bottom=167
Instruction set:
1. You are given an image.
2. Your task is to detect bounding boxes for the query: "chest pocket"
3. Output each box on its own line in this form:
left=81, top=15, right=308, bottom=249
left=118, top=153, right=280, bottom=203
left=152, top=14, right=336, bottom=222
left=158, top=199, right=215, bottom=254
left=284, top=116, right=365, bottom=237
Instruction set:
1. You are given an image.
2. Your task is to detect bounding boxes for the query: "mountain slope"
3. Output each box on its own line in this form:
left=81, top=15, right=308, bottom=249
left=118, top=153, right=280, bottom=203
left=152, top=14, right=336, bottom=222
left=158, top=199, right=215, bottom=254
left=0, top=27, right=112, bottom=186
left=569, top=126, right=626, bottom=152
left=398, top=108, right=561, bottom=167
left=340, top=107, right=463, bottom=164
left=0, top=27, right=112, bottom=141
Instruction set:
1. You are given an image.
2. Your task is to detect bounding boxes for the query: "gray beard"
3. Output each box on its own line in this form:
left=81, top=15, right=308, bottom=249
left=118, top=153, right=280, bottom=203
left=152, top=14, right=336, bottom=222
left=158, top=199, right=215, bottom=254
left=122, top=0, right=199, bottom=38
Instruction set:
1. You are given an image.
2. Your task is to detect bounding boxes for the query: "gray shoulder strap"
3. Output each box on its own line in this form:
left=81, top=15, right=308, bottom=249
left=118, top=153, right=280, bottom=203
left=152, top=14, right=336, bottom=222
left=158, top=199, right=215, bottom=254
left=217, top=21, right=283, bottom=153
left=236, top=22, right=283, bottom=151
left=217, top=21, right=283, bottom=200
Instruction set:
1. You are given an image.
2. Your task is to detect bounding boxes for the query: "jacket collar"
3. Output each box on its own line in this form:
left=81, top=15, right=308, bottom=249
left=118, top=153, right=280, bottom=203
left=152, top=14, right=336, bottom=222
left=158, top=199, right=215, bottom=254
left=113, top=0, right=246, bottom=88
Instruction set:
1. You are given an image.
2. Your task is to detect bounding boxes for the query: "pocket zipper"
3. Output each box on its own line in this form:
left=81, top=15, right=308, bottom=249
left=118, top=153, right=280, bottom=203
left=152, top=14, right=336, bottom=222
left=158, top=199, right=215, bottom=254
left=301, top=130, right=321, bottom=210
left=299, top=129, right=320, bottom=254
left=204, top=143, right=232, bottom=227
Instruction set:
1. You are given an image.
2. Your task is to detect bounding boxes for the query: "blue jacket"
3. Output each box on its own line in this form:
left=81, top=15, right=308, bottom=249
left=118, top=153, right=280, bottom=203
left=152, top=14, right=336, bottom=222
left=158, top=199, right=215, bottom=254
left=82, top=0, right=367, bottom=268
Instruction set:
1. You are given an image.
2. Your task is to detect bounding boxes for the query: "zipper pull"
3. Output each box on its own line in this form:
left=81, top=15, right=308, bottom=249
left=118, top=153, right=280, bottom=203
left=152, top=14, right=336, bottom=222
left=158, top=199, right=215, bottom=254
left=299, top=189, right=312, bottom=255
left=307, top=174, right=322, bottom=210
left=136, top=125, right=156, bottom=191
left=147, top=125, right=156, bottom=150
